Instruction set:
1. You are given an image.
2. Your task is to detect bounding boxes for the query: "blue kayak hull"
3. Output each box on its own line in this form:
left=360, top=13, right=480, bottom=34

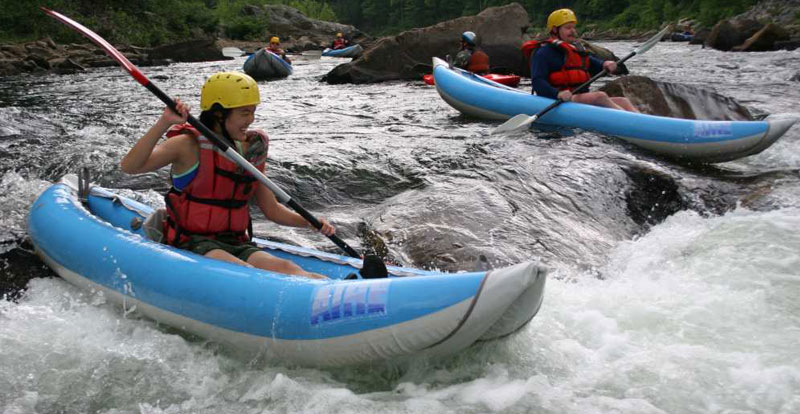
left=243, top=49, right=292, bottom=80
left=28, top=176, right=547, bottom=366
left=432, top=57, right=797, bottom=163
left=322, top=44, right=363, bottom=58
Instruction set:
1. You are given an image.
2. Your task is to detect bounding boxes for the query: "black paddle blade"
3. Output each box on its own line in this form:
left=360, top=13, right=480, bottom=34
left=359, top=255, right=388, bottom=279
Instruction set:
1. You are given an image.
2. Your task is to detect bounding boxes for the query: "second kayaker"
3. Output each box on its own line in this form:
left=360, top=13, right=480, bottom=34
left=523, top=9, right=638, bottom=112
left=331, top=32, right=350, bottom=50
left=266, top=36, right=291, bottom=64
left=453, top=31, right=490, bottom=74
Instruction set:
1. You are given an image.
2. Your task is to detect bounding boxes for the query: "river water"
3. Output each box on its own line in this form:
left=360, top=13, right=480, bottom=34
left=1, top=42, right=799, bottom=413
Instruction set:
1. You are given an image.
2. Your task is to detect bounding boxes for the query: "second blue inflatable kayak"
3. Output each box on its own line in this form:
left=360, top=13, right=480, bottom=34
left=432, top=57, right=797, bottom=163
left=322, top=44, right=363, bottom=58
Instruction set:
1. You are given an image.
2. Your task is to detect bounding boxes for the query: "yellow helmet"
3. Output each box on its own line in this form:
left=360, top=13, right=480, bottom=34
left=269, top=36, right=280, bottom=44
left=200, top=72, right=260, bottom=111
left=547, top=9, right=578, bottom=32
left=336, top=32, right=343, bottom=37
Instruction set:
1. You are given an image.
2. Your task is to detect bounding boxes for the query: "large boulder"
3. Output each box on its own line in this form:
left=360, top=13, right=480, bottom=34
left=706, top=18, right=762, bottom=51
left=323, top=3, right=530, bottom=84
left=246, top=4, right=369, bottom=51
left=148, top=38, right=230, bottom=62
left=600, top=76, right=753, bottom=121
left=706, top=0, right=800, bottom=51
left=732, top=23, right=790, bottom=51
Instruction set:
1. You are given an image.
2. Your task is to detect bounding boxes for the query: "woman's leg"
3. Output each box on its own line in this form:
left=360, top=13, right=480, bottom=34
left=572, top=91, right=627, bottom=111
left=246, top=251, right=328, bottom=280
left=610, top=97, right=640, bottom=112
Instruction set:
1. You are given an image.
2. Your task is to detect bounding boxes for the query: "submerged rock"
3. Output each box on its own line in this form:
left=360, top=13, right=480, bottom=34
left=600, top=76, right=753, bottom=121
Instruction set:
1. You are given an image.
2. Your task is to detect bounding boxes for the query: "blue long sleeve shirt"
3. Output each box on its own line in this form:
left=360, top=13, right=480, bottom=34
left=530, top=45, right=605, bottom=99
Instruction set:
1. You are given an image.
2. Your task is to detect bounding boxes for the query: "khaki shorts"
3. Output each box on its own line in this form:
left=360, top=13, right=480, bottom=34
left=178, top=234, right=261, bottom=262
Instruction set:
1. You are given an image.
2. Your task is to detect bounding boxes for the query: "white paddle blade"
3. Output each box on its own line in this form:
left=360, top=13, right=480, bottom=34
left=635, top=25, right=671, bottom=55
left=491, top=114, right=537, bottom=135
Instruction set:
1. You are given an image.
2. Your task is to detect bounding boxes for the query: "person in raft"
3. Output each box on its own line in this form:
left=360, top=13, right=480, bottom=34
left=453, top=31, right=490, bottom=74
left=522, top=9, right=638, bottom=112
left=266, top=36, right=291, bottom=64
left=331, top=32, right=350, bottom=50
left=120, top=71, right=332, bottom=279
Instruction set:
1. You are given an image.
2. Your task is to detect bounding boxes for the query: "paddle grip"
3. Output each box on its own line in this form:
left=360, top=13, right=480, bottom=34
left=287, top=199, right=362, bottom=258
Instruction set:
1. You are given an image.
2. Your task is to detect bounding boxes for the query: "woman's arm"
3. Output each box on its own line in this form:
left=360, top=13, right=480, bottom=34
left=254, top=184, right=335, bottom=235
left=120, top=99, right=190, bottom=174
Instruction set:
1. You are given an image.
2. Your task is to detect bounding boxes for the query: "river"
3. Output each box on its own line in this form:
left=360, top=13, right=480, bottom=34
left=1, top=42, right=799, bottom=413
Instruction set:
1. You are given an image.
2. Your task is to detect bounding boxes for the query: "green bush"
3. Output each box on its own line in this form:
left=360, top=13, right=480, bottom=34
left=223, top=16, right=267, bottom=40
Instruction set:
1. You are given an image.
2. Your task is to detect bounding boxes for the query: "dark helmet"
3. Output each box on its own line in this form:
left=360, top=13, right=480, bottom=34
left=461, top=31, right=477, bottom=46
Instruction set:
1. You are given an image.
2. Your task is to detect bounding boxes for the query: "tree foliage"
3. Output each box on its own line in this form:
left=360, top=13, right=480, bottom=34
left=0, top=0, right=760, bottom=45
left=0, top=0, right=336, bottom=45
left=329, top=0, right=760, bottom=35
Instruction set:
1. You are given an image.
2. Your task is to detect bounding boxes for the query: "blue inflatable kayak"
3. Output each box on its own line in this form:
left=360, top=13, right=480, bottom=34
left=243, top=49, right=292, bottom=80
left=28, top=175, right=547, bottom=366
left=432, top=57, right=798, bottom=163
left=322, top=44, right=363, bottom=58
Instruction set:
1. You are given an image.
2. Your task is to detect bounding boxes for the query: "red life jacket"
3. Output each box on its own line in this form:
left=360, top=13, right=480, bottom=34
left=162, top=123, right=269, bottom=246
left=522, top=38, right=591, bottom=91
left=466, top=49, right=490, bottom=74
left=332, top=38, right=347, bottom=49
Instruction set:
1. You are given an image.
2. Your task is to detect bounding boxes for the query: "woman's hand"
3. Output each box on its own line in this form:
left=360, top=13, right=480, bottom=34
left=557, top=90, right=573, bottom=102
left=314, top=218, right=336, bottom=236
left=602, top=60, right=618, bottom=74
left=160, top=98, right=190, bottom=125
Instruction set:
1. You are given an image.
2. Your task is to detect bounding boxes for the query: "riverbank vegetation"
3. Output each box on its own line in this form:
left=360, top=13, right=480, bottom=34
left=0, top=0, right=336, bottom=45
left=332, top=0, right=760, bottom=35
left=1, top=0, right=762, bottom=46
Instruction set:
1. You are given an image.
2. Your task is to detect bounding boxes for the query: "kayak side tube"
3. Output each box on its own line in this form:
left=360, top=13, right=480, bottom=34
left=27, top=177, right=547, bottom=366
left=432, top=57, right=798, bottom=163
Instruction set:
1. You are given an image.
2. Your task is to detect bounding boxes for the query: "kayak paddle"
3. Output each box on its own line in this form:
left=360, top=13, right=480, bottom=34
left=491, top=25, right=671, bottom=135
left=42, top=7, right=388, bottom=279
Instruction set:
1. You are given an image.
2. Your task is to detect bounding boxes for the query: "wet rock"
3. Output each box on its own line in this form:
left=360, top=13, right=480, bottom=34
left=623, top=166, right=687, bottom=227
left=732, top=23, right=790, bottom=52
left=600, top=75, right=753, bottom=121
left=706, top=18, right=762, bottom=51
left=0, top=58, right=37, bottom=77
left=148, top=38, right=231, bottom=63
left=774, top=39, right=800, bottom=51
left=689, top=27, right=711, bottom=45
left=0, top=240, right=52, bottom=301
left=50, top=58, right=86, bottom=75
left=0, top=37, right=152, bottom=77
left=323, top=3, right=530, bottom=84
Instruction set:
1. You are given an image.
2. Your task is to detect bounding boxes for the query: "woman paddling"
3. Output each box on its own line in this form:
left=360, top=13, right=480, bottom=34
left=121, top=71, right=333, bottom=279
